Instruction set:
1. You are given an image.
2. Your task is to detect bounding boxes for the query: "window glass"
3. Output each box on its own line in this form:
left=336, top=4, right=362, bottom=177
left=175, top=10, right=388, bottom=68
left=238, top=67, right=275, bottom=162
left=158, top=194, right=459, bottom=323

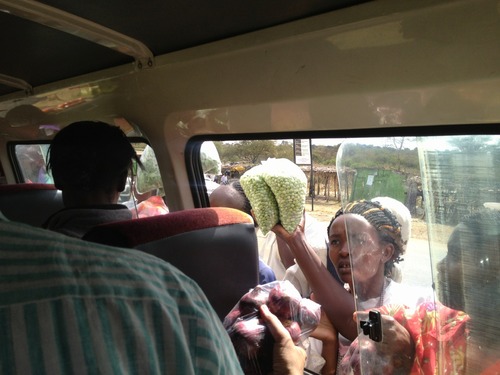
left=204, top=134, right=500, bottom=374
left=130, top=144, right=169, bottom=218
left=415, top=135, right=500, bottom=375
left=15, top=144, right=53, bottom=184
left=200, top=141, right=222, bottom=195
left=13, top=141, right=168, bottom=218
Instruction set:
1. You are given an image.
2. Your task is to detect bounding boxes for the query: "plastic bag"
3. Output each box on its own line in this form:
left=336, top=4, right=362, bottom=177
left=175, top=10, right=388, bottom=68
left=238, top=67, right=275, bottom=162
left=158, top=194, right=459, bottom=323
left=136, top=145, right=163, bottom=194
left=200, top=141, right=222, bottom=175
left=240, top=158, right=307, bottom=234
left=224, top=280, right=321, bottom=375
left=261, top=158, right=307, bottom=233
left=239, top=164, right=280, bottom=234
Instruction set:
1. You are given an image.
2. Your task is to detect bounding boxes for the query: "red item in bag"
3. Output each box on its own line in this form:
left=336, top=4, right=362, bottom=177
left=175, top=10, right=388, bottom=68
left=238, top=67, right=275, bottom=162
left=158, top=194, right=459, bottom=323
left=224, top=281, right=321, bottom=375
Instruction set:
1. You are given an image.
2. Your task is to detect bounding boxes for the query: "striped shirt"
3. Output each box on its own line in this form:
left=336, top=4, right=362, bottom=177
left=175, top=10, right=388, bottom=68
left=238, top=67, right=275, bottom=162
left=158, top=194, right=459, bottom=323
left=0, top=218, right=243, bottom=375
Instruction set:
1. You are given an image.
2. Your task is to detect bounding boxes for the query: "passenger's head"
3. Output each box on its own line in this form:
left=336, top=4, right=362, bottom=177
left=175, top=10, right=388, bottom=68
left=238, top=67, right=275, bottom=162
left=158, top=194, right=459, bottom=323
left=437, top=209, right=500, bottom=343
left=327, top=200, right=404, bottom=288
left=209, top=180, right=254, bottom=220
left=47, top=121, right=141, bottom=207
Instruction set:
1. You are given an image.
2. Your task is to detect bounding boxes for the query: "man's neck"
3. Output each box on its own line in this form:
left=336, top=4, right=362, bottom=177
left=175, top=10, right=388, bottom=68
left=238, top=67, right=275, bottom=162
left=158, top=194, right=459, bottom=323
left=62, top=190, right=120, bottom=207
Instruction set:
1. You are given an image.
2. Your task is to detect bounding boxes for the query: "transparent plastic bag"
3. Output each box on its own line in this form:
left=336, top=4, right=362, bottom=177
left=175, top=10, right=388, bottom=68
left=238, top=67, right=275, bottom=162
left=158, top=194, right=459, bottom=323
left=224, top=280, right=321, bottom=374
left=240, top=158, right=307, bottom=234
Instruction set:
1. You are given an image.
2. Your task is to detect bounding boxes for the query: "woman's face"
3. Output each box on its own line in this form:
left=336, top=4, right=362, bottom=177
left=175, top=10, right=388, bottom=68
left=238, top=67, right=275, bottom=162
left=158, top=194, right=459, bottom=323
left=328, top=214, right=388, bottom=290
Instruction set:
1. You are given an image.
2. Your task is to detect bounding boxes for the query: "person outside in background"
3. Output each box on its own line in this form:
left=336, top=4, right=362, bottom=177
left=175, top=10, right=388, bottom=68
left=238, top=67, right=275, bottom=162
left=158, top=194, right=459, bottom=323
left=340, top=208, right=500, bottom=374
left=43, top=121, right=141, bottom=238
left=299, top=197, right=414, bottom=373
left=221, top=171, right=229, bottom=185
left=0, top=212, right=307, bottom=374
left=209, top=181, right=277, bottom=284
left=258, top=210, right=329, bottom=281
left=272, top=199, right=433, bottom=373
left=16, top=145, right=53, bottom=184
left=211, top=181, right=338, bottom=374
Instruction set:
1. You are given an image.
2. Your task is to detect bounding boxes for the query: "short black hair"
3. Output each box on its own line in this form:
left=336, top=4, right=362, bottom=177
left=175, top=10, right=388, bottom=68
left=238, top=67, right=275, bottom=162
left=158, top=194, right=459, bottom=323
left=46, top=121, right=141, bottom=192
left=230, top=180, right=252, bottom=217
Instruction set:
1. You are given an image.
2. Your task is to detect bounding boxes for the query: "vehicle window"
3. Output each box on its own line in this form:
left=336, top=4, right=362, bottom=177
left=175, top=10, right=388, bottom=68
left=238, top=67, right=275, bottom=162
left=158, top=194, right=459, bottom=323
left=13, top=141, right=167, bottom=218
left=415, top=135, right=500, bottom=375
left=204, top=137, right=421, bottom=219
left=130, top=143, right=169, bottom=217
left=14, top=144, right=53, bottom=184
left=202, top=134, right=500, bottom=374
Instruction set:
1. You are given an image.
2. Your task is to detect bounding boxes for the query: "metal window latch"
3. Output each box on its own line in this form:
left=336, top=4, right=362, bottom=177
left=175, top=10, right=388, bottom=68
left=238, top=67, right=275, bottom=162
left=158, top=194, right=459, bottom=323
left=360, top=310, right=383, bottom=342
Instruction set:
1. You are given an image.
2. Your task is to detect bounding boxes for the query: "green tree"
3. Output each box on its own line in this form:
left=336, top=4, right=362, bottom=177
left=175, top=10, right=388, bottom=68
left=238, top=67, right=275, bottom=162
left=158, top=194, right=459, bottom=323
left=275, top=141, right=294, bottom=160
left=448, top=135, right=493, bottom=152
left=312, top=144, right=340, bottom=166
left=216, top=140, right=277, bottom=165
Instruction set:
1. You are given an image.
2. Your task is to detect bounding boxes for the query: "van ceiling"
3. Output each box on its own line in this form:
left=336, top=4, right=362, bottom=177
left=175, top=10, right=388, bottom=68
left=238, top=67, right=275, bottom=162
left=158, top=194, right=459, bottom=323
left=0, top=0, right=368, bottom=98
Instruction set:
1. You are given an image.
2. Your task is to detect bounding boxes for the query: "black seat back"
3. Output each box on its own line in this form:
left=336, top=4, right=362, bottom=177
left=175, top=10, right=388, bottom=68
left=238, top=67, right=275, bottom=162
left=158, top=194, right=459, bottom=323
left=0, top=184, right=63, bottom=226
left=83, top=207, right=259, bottom=320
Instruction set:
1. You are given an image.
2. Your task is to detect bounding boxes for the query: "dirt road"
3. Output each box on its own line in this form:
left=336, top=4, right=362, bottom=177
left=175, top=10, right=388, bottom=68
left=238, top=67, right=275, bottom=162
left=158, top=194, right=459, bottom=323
left=304, top=197, right=451, bottom=242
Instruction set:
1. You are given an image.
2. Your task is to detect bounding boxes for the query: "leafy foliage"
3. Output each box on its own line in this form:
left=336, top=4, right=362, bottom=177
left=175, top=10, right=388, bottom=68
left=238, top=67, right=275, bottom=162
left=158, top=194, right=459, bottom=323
left=214, top=140, right=279, bottom=164
left=215, top=139, right=419, bottom=174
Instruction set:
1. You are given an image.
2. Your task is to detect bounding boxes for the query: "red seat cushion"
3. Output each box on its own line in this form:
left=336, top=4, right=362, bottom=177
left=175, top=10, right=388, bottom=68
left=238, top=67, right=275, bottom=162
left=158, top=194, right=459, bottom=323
left=83, top=207, right=254, bottom=247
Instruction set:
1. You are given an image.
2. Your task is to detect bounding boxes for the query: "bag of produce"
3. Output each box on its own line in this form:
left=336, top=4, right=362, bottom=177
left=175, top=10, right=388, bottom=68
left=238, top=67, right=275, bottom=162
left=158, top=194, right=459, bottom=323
left=239, top=164, right=280, bottom=234
left=240, top=158, right=307, bottom=234
left=261, top=158, right=307, bottom=233
left=224, top=280, right=321, bottom=375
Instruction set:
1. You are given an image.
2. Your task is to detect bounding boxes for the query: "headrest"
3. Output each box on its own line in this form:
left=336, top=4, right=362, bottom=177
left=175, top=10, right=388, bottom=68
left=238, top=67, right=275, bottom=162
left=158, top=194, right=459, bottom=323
left=0, top=184, right=63, bottom=226
left=83, top=207, right=254, bottom=248
left=0, top=183, right=58, bottom=192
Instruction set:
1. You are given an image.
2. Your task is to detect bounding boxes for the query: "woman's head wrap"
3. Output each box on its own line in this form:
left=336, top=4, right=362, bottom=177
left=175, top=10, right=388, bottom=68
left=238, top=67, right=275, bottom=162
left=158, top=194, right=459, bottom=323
left=371, top=196, right=411, bottom=252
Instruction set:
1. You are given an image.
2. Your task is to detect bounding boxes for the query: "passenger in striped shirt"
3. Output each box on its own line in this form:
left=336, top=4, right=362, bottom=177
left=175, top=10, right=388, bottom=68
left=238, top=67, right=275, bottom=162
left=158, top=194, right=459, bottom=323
left=0, top=214, right=305, bottom=374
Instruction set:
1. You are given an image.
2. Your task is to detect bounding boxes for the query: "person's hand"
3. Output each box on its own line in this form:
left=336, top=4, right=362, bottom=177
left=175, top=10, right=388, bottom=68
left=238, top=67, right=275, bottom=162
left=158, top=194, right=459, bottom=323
left=311, top=308, right=338, bottom=343
left=339, top=311, right=414, bottom=375
left=310, top=293, right=338, bottom=345
left=309, top=293, right=338, bottom=375
left=259, top=304, right=306, bottom=375
left=271, top=210, right=306, bottom=241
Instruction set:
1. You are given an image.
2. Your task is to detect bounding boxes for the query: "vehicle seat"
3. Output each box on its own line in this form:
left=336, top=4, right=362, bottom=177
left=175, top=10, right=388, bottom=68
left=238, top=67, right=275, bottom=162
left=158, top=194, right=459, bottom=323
left=0, top=184, right=64, bottom=227
left=83, top=207, right=259, bottom=320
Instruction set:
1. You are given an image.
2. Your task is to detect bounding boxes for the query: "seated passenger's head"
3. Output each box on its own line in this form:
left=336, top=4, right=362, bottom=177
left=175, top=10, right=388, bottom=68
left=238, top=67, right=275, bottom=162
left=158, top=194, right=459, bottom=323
left=47, top=121, right=141, bottom=207
left=328, top=200, right=405, bottom=290
left=210, top=181, right=253, bottom=218
left=437, top=208, right=500, bottom=344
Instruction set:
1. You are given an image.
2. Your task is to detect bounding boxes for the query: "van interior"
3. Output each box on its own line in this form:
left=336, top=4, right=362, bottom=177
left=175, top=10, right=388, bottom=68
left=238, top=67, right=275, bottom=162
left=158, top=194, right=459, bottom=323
left=1, top=0, right=499, bottom=374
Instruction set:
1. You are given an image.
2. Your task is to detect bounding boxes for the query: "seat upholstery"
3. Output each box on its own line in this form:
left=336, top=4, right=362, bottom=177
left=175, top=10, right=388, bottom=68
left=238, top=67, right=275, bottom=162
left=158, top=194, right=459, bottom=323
left=0, top=184, right=64, bottom=227
left=83, top=207, right=259, bottom=320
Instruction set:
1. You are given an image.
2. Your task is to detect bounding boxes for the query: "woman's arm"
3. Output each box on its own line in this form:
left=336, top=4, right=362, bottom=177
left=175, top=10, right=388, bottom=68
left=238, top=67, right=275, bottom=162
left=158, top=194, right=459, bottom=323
left=310, top=302, right=339, bottom=375
left=272, top=216, right=358, bottom=340
left=276, top=235, right=296, bottom=269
